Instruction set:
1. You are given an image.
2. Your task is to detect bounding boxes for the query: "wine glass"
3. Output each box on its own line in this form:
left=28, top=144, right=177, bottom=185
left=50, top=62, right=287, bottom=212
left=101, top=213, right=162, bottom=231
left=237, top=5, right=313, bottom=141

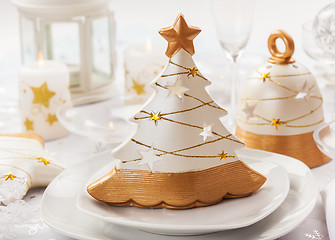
left=211, top=0, right=255, bottom=128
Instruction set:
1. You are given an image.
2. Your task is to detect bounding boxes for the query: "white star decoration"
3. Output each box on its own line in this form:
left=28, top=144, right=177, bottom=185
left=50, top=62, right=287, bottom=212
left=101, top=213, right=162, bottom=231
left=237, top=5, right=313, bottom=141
left=166, top=78, right=189, bottom=99
left=137, top=147, right=162, bottom=172
left=199, top=123, right=214, bottom=141
left=295, top=81, right=314, bottom=101
left=242, top=101, right=257, bottom=120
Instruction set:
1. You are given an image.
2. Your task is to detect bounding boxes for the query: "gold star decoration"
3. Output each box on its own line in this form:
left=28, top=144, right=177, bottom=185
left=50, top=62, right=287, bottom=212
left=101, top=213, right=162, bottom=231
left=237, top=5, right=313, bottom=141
left=30, top=82, right=56, bottom=108
left=271, top=118, right=283, bottom=130
left=259, top=72, right=270, bottom=82
left=46, top=113, right=58, bottom=126
left=131, top=79, right=146, bottom=95
left=159, top=13, right=201, bottom=58
left=150, top=111, right=161, bottom=125
left=218, top=150, right=228, bottom=161
left=24, top=118, right=34, bottom=131
left=4, top=173, right=17, bottom=181
left=187, top=67, right=198, bottom=78
left=38, top=157, right=50, bottom=165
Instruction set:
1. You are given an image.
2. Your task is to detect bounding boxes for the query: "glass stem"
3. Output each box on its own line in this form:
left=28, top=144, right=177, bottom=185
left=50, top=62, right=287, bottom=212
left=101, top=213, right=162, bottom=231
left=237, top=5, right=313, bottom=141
left=230, top=58, right=239, bottom=126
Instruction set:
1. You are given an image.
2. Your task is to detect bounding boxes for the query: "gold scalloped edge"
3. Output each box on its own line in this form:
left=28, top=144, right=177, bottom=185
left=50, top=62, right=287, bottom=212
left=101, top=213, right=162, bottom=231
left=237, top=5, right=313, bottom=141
left=87, top=160, right=266, bottom=209
left=235, top=126, right=331, bottom=168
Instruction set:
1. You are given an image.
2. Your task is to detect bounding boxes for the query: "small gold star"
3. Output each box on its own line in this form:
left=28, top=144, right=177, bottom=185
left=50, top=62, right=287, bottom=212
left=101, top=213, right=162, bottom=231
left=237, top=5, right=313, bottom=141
left=218, top=150, right=228, bottom=161
left=259, top=72, right=270, bottom=82
left=150, top=111, right=161, bottom=125
left=30, top=82, right=56, bottom=108
left=24, top=118, right=34, bottom=131
left=271, top=118, right=282, bottom=130
left=4, top=173, right=16, bottom=181
left=159, top=14, right=201, bottom=58
left=187, top=67, right=198, bottom=78
left=46, top=113, right=58, bottom=126
left=131, top=79, right=146, bottom=95
left=38, top=157, right=50, bottom=165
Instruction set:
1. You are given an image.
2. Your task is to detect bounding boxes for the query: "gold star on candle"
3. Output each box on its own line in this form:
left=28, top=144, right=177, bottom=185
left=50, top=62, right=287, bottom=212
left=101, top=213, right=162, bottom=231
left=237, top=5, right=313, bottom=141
left=150, top=111, right=161, bottom=125
left=159, top=14, right=201, bottom=58
left=30, top=82, right=56, bottom=108
left=131, top=79, right=146, bottom=95
left=271, top=118, right=282, bottom=130
left=24, top=118, right=34, bottom=131
left=218, top=150, right=228, bottom=161
left=187, top=67, right=198, bottom=78
left=46, top=113, right=58, bottom=126
left=4, top=173, right=16, bottom=181
left=259, top=72, right=270, bottom=82
left=38, top=157, right=50, bottom=165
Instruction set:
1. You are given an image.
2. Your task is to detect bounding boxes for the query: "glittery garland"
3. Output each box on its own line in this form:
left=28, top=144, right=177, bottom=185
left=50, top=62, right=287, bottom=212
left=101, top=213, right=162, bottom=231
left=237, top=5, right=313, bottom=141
left=239, top=70, right=323, bottom=129
left=123, top=60, right=244, bottom=164
left=161, top=59, right=208, bottom=81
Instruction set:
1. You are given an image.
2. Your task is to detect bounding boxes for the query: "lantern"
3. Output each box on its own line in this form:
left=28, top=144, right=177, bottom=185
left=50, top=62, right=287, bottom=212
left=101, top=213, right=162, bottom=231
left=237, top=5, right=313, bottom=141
left=13, top=0, right=116, bottom=99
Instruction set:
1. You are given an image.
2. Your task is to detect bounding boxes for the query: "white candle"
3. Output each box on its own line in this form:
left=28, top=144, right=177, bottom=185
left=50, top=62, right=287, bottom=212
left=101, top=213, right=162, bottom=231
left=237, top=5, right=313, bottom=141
left=124, top=40, right=167, bottom=104
left=18, top=52, right=71, bottom=140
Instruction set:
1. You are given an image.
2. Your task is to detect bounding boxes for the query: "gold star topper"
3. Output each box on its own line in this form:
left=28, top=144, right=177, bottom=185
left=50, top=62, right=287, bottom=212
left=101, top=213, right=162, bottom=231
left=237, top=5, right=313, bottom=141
left=159, top=14, right=201, bottom=58
left=30, top=82, right=56, bottom=108
left=4, top=173, right=17, bottom=181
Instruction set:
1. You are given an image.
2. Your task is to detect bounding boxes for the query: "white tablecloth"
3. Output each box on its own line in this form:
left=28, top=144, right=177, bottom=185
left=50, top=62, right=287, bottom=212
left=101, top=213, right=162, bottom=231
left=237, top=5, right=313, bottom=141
left=1, top=0, right=335, bottom=239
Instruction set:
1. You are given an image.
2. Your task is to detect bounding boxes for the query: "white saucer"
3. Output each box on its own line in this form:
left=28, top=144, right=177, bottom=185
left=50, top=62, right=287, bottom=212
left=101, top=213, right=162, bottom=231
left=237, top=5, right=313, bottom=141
left=41, top=148, right=318, bottom=240
left=77, top=156, right=289, bottom=235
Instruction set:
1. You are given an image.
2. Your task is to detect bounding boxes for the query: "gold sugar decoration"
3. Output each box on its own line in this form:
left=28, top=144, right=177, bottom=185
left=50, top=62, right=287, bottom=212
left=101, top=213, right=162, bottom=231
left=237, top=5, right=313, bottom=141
left=218, top=150, right=229, bottom=161
left=4, top=173, right=16, bottom=181
left=149, top=111, right=161, bottom=125
left=271, top=118, right=282, bottom=130
left=0, top=164, right=32, bottom=187
left=187, top=67, right=198, bottom=78
left=37, top=157, right=50, bottom=165
left=259, top=72, right=270, bottom=82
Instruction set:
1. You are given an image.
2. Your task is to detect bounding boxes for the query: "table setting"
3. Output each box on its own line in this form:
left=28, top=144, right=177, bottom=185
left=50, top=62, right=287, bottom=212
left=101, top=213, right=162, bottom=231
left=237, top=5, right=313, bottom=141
left=1, top=0, right=335, bottom=240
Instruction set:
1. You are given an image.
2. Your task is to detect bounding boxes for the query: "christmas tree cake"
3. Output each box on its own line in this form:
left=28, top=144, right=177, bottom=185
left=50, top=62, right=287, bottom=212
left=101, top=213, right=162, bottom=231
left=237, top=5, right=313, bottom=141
left=87, top=14, right=266, bottom=209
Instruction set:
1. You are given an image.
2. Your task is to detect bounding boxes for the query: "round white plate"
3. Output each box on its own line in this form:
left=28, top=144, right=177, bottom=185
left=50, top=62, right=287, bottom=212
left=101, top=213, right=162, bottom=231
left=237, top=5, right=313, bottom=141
left=41, top=148, right=318, bottom=240
left=77, top=156, right=289, bottom=235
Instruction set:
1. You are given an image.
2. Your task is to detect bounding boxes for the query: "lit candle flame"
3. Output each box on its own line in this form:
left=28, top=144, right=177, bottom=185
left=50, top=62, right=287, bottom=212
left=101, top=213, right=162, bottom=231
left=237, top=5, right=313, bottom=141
left=38, top=50, right=45, bottom=67
left=109, top=121, right=114, bottom=130
left=145, top=38, right=152, bottom=52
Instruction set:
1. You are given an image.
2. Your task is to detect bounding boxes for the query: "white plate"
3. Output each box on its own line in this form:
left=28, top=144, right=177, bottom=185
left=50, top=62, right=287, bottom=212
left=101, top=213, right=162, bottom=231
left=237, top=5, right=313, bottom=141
left=77, top=157, right=289, bottom=235
left=41, top=148, right=318, bottom=240
left=313, top=120, right=335, bottom=159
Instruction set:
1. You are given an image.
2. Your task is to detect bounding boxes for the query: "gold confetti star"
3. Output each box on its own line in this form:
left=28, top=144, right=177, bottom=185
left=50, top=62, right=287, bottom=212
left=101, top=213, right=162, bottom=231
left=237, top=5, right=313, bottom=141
left=4, top=173, right=16, bottom=181
left=46, top=113, right=58, bottom=126
left=131, top=79, right=146, bottom=95
left=30, top=82, right=56, bottom=108
left=38, top=157, right=50, bottom=165
left=159, top=14, right=201, bottom=58
left=187, top=67, right=198, bottom=78
left=271, top=118, right=282, bottom=130
left=24, top=118, right=34, bottom=131
left=259, top=72, right=270, bottom=82
left=218, top=150, right=228, bottom=161
left=150, top=111, right=161, bottom=125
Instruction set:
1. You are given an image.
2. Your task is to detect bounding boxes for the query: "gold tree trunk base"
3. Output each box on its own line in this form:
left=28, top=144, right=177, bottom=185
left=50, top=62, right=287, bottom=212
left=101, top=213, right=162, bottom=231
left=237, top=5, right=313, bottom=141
left=235, top=126, right=331, bottom=168
left=87, top=160, right=266, bottom=209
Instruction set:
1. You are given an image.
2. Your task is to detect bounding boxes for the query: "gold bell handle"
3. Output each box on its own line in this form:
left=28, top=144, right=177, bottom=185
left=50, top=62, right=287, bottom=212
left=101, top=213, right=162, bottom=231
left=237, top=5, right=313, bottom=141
left=268, top=30, right=295, bottom=64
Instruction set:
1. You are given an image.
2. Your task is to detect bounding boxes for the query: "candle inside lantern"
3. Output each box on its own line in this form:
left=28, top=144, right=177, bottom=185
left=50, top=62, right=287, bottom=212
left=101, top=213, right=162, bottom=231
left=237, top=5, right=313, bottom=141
left=124, top=39, right=167, bottom=104
left=18, top=51, right=71, bottom=140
